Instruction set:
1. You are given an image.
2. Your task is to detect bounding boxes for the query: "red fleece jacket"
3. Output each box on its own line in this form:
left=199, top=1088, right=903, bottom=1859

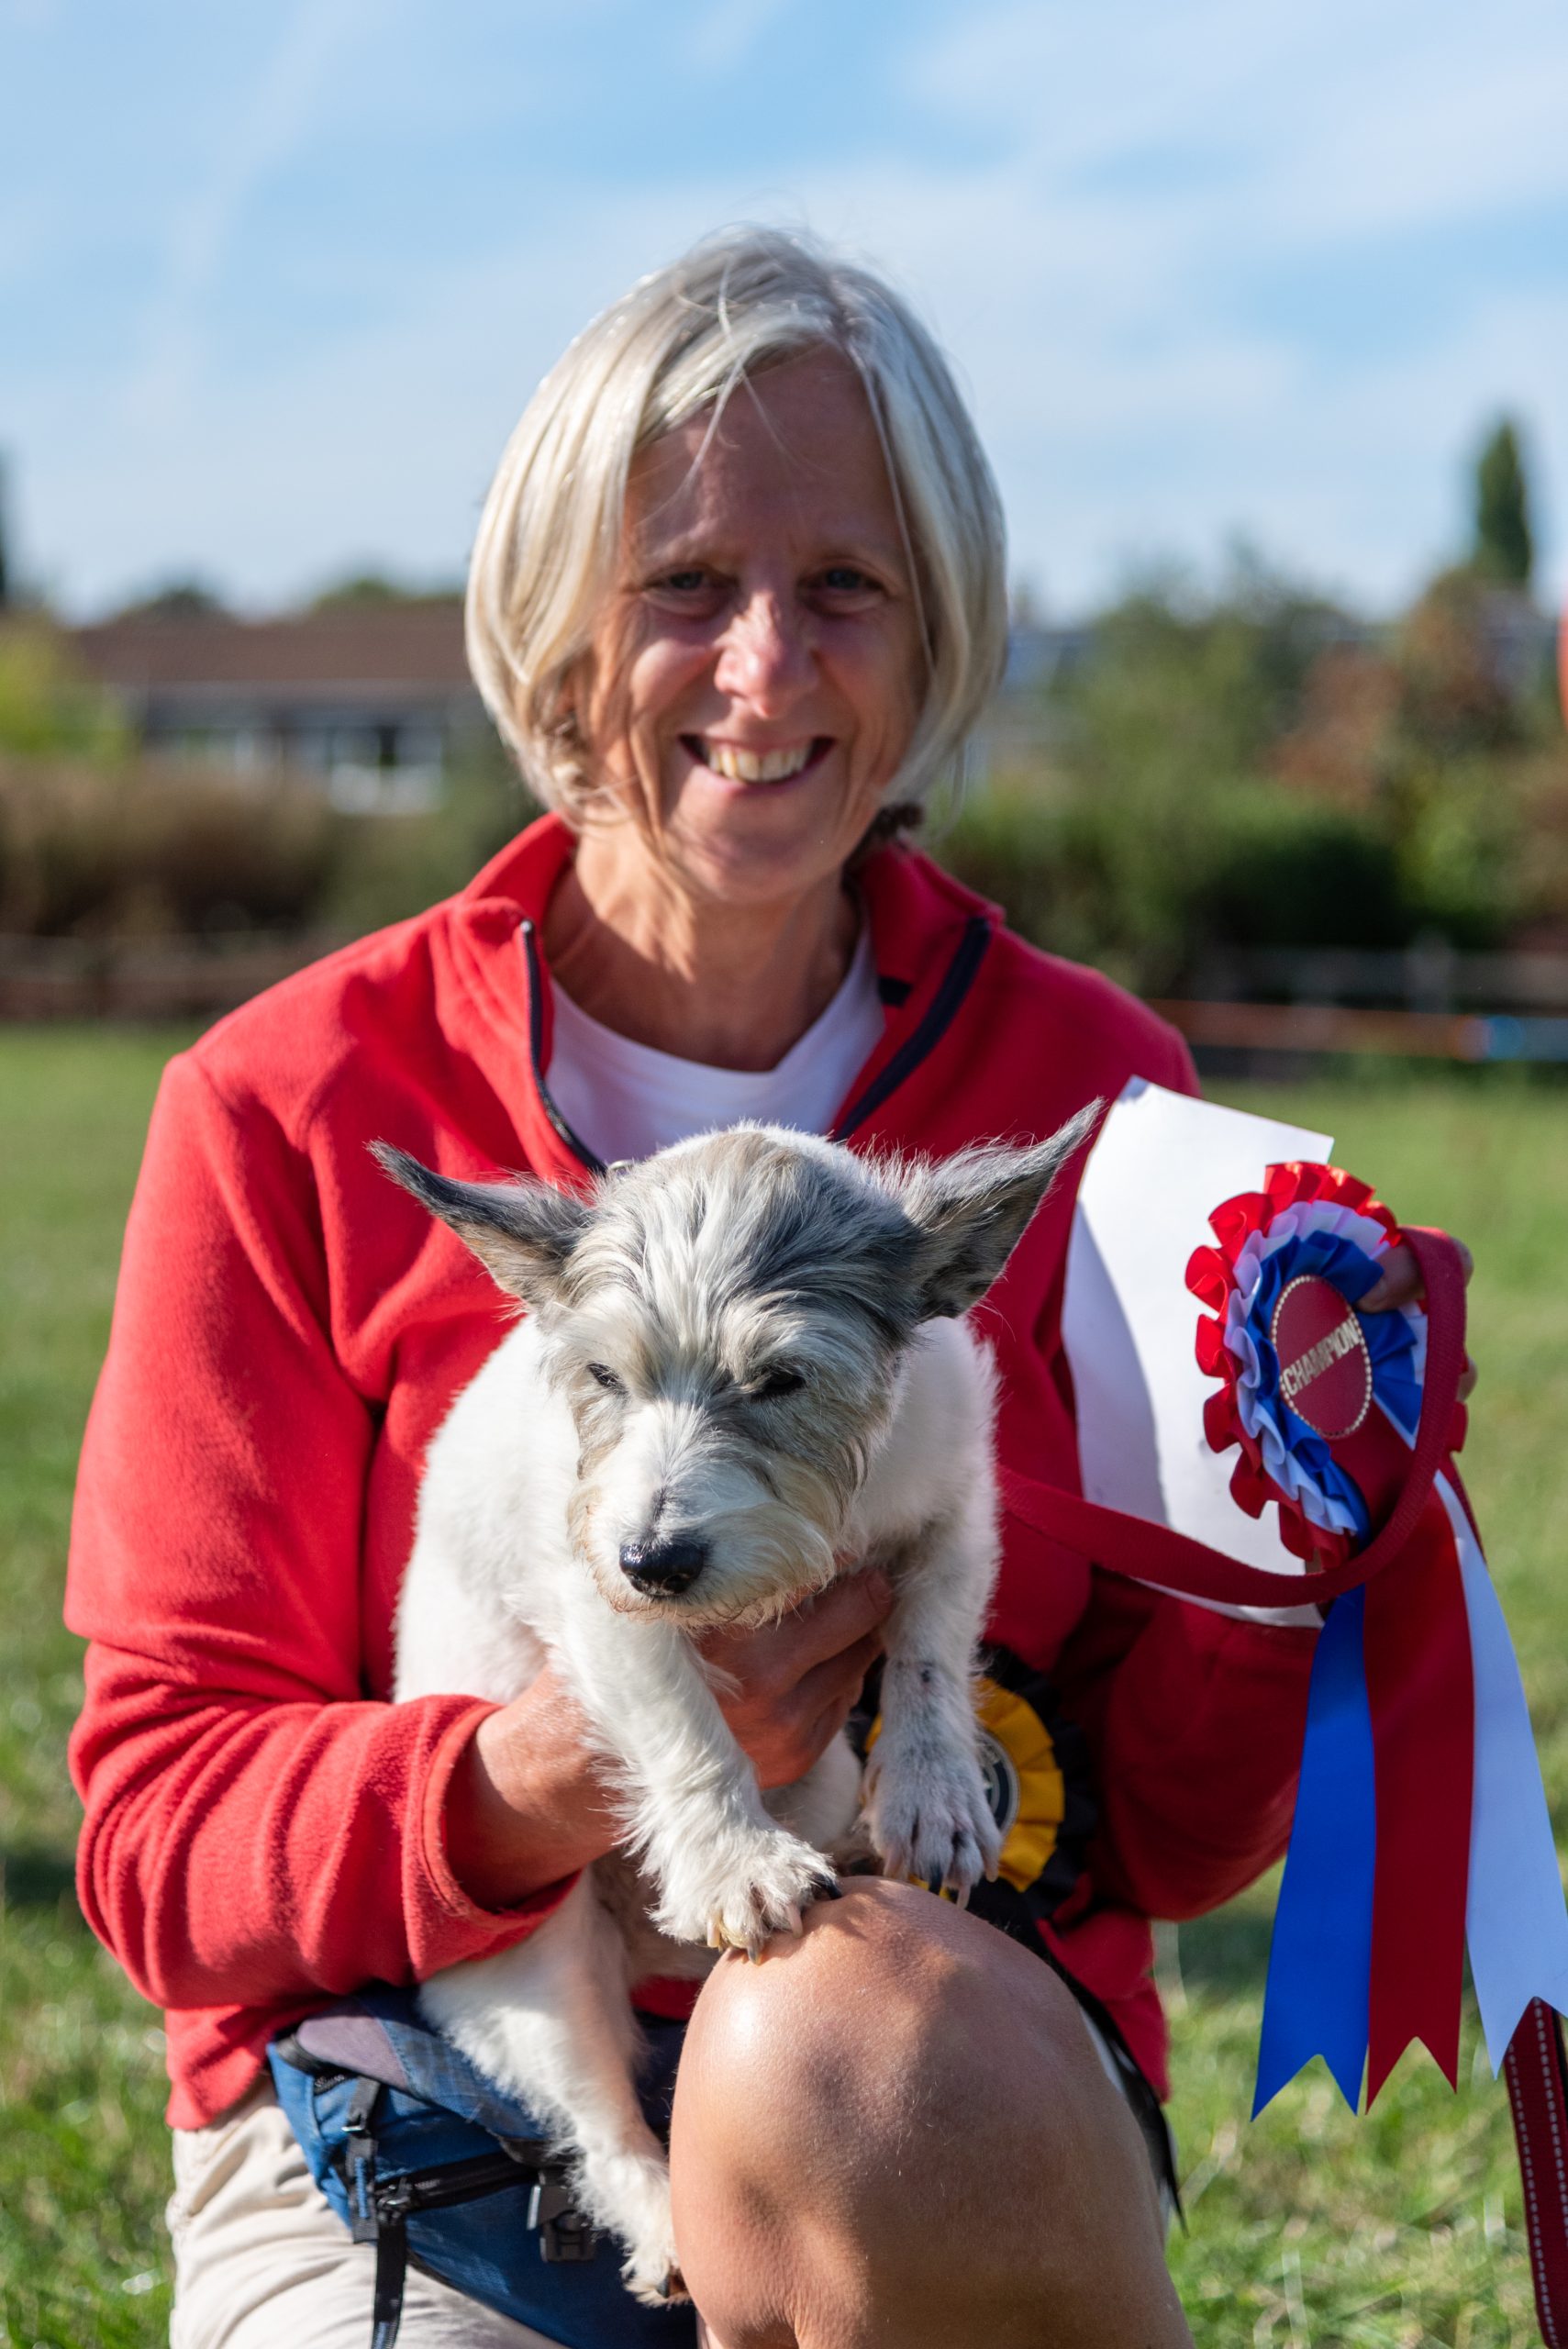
left=66, top=814, right=1317, bottom=2127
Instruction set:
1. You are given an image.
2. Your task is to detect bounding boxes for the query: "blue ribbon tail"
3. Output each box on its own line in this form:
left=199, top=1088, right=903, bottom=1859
left=1253, top=1586, right=1375, bottom=2115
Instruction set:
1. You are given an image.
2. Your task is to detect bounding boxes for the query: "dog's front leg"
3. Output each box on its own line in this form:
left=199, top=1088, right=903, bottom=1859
left=865, top=1486, right=1003, bottom=1899
left=555, top=1602, right=836, bottom=1955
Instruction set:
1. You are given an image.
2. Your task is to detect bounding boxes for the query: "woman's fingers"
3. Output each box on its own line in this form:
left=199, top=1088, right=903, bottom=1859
left=704, top=1573, right=895, bottom=1787
left=1359, top=1232, right=1478, bottom=1402
left=703, top=1568, right=894, bottom=1691
left=795, top=1626, right=887, bottom=1724
left=1359, top=1234, right=1473, bottom=1314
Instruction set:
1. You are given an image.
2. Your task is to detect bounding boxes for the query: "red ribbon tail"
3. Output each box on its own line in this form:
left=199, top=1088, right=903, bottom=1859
left=1362, top=1490, right=1473, bottom=2104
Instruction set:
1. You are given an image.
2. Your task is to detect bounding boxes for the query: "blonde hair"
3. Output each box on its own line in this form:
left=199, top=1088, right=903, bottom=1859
left=465, top=227, right=1007, bottom=825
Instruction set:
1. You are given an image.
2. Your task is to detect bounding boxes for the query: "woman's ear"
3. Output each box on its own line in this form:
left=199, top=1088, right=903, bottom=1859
left=542, top=658, right=585, bottom=753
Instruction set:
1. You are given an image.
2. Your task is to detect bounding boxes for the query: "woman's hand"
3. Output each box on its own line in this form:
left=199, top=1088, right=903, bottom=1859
left=443, top=1571, right=895, bottom=1910
left=1360, top=1233, right=1478, bottom=1399
left=700, top=1569, right=895, bottom=1791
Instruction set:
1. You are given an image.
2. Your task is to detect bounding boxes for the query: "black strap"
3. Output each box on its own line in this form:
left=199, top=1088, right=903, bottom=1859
left=370, top=2210, right=408, bottom=2349
left=343, top=2076, right=383, bottom=2245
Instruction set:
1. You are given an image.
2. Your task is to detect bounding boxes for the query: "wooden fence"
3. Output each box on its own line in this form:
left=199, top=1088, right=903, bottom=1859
left=0, top=934, right=342, bottom=1022
left=1162, top=944, right=1568, bottom=1065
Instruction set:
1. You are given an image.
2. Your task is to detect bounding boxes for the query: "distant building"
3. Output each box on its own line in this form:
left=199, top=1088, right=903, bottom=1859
left=71, top=602, right=486, bottom=810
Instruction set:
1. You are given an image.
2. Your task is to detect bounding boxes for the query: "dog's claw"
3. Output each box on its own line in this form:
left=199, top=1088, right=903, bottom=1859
left=864, top=1748, right=1000, bottom=1906
left=661, top=1831, right=837, bottom=1956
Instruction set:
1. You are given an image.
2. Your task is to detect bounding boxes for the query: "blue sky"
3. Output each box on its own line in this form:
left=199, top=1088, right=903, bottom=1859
left=4, top=0, right=1566, bottom=618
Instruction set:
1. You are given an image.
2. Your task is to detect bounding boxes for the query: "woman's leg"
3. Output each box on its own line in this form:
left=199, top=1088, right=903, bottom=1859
left=668, top=1880, right=1193, bottom=2349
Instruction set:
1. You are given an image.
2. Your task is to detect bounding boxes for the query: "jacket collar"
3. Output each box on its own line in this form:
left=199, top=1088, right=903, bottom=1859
left=450, top=809, right=1001, bottom=1179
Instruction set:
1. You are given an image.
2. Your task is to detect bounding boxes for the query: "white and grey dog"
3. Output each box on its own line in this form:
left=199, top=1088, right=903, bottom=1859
left=379, top=1108, right=1095, bottom=2301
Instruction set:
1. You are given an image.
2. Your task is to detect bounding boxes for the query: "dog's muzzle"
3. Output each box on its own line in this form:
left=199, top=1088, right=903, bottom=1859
left=618, top=1536, right=708, bottom=1598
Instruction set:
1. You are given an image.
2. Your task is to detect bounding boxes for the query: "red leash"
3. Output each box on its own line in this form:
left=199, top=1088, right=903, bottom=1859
left=1506, top=2003, right=1568, bottom=2345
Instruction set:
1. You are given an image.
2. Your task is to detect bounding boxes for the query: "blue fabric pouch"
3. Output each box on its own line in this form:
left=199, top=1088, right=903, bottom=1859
left=268, top=1984, right=697, bottom=2349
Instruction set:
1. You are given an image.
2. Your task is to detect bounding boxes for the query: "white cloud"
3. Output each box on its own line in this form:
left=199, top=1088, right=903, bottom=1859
left=125, top=0, right=378, bottom=432
left=12, top=0, right=1563, bottom=617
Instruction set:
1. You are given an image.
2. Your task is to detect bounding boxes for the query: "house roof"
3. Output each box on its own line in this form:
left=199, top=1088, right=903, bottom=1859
left=72, top=605, right=476, bottom=704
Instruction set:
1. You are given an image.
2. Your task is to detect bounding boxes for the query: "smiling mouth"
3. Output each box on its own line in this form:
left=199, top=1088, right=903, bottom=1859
left=684, top=737, right=830, bottom=784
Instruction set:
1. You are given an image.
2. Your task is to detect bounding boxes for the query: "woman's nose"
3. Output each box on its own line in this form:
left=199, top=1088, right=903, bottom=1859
left=713, top=591, right=814, bottom=715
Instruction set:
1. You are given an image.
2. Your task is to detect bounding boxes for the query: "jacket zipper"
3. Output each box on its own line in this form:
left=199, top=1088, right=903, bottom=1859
left=833, top=913, right=993, bottom=1140
left=519, top=919, right=607, bottom=1176
left=375, top=2147, right=551, bottom=2220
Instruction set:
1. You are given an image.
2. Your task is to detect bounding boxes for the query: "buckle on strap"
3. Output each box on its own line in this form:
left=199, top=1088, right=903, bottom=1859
left=528, top=2175, right=598, bottom=2263
left=342, top=2076, right=384, bottom=2246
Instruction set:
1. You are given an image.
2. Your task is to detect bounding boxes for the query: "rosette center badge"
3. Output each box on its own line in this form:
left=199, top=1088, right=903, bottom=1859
left=1270, top=1275, right=1372, bottom=1442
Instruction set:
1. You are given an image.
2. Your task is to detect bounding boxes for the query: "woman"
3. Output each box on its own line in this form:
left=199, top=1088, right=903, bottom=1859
left=68, top=229, right=1447, bottom=2349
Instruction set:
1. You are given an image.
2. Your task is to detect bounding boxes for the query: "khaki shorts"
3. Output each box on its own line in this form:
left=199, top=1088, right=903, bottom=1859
left=168, top=2079, right=558, bottom=2348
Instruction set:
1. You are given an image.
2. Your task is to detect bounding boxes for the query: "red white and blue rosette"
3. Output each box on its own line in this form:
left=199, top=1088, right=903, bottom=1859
left=1187, top=1163, right=1568, bottom=2122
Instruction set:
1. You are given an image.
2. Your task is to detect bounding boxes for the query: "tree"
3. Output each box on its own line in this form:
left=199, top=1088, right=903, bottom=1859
left=0, top=621, right=129, bottom=758
left=309, top=571, right=462, bottom=611
left=112, top=579, right=231, bottom=621
left=1473, top=418, right=1533, bottom=589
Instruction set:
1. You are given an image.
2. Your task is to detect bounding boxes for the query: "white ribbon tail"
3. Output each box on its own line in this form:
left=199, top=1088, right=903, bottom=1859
left=1447, top=1475, right=1568, bottom=2068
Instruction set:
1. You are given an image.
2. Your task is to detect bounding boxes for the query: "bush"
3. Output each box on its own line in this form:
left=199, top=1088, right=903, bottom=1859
left=938, top=779, right=1418, bottom=991
left=0, top=623, right=130, bottom=762
left=1197, top=791, right=1411, bottom=952
left=0, top=760, right=338, bottom=937
left=313, top=756, right=533, bottom=938
left=0, top=746, right=536, bottom=945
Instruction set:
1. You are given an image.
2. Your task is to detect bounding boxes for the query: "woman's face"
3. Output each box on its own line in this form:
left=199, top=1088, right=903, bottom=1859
left=577, top=348, right=927, bottom=910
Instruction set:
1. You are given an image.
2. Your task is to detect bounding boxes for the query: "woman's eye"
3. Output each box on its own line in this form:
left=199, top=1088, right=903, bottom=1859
left=657, top=568, right=711, bottom=594
left=586, top=1362, right=625, bottom=1394
left=753, top=1365, right=806, bottom=1400
left=817, top=565, right=880, bottom=598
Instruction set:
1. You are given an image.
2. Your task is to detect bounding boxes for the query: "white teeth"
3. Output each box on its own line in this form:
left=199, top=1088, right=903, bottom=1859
left=702, top=740, right=817, bottom=783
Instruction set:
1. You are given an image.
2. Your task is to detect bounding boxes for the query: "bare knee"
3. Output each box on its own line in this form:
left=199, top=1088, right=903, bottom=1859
left=669, top=1880, right=1188, bottom=2349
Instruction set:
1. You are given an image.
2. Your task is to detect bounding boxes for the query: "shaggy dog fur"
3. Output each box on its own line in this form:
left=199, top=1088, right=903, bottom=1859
left=379, top=1110, right=1095, bottom=2301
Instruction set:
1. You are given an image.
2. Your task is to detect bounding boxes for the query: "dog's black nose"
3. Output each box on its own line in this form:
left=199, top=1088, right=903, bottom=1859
left=619, top=1536, right=708, bottom=1597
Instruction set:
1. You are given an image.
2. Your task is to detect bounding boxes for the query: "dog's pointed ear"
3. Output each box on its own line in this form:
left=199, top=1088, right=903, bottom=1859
left=894, top=1101, right=1103, bottom=1320
left=372, top=1142, right=589, bottom=1306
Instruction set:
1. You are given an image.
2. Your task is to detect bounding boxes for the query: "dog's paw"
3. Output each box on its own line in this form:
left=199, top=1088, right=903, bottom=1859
left=625, top=2250, right=688, bottom=2309
left=655, top=1828, right=836, bottom=1957
left=593, top=2150, right=683, bottom=2307
left=865, top=1742, right=1003, bottom=1898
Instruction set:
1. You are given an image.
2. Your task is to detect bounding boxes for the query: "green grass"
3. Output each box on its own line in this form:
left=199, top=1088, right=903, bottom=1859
left=0, top=1029, right=202, bottom=2349
left=2, top=1034, right=1564, bottom=2346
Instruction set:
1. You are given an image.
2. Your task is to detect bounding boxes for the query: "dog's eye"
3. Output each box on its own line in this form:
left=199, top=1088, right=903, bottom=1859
left=752, top=1365, right=806, bottom=1400
left=586, top=1362, right=625, bottom=1394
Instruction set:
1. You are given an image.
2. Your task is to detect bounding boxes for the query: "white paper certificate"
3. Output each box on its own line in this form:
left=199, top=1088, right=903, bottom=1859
left=1062, top=1080, right=1333, bottom=1620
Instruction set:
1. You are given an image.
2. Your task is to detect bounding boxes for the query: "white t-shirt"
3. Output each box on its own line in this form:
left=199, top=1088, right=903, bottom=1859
left=541, top=924, right=885, bottom=1165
